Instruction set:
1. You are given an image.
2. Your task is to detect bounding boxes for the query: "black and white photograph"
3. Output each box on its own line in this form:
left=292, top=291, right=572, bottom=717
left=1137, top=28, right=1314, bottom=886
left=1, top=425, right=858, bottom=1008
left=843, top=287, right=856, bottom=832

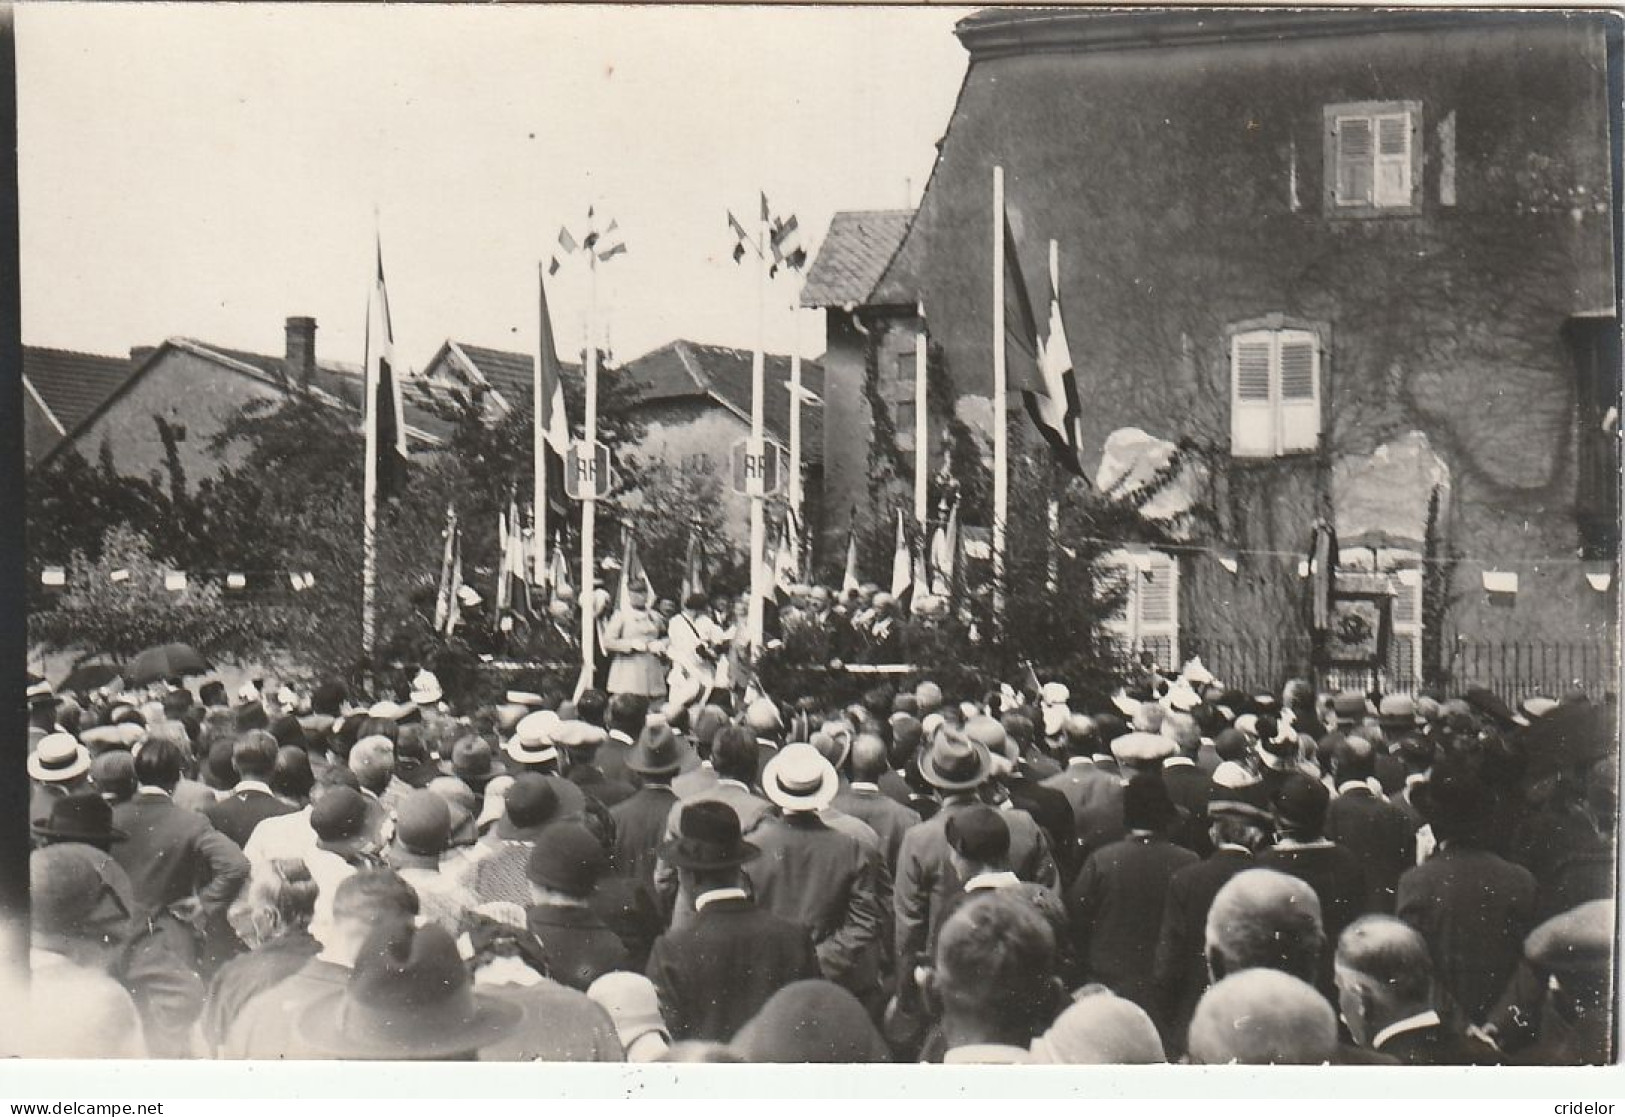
left=4, top=0, right=1621, bottom=1086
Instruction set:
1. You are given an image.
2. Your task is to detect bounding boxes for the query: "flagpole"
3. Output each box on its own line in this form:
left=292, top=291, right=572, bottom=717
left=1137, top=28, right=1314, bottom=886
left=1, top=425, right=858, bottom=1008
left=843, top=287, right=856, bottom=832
left=992, top=166, right=1009, bottom=624
left=533, top=263, right=548, bottom=588
left=788, top=305, right=803, bottom=524
left=914, top=299, right=929, bottom=531
left=362, top=231, right=381, bottom=667
left=1046, top=238, right=1061, bottom=595
left=747, top=199, right=768, bottom=652
left=580, top=250, right=600, bottom=689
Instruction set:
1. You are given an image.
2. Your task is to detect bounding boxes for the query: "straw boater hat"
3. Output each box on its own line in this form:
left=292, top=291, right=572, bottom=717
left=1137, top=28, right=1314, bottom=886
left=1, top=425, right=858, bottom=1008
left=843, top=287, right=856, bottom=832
left=28, top=733, right=91, bottom=784
left=760, top=744, right=839, bottom=813
left=504, top=710, right=561, bottom=766
left=408, top=669, right=444, bottom=707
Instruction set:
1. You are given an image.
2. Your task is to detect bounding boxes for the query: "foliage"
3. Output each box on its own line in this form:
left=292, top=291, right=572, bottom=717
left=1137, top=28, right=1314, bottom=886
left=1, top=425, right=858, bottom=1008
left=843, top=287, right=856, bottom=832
left=614, top=456, right=746, bottom=601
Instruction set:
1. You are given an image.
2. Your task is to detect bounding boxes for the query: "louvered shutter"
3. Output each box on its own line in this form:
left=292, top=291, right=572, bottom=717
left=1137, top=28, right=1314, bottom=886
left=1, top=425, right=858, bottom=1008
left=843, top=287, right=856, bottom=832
left=1136, top=552, right=1180, bottom=669
left=1335, top=116, right=1374, bottom=206
left=1388, top=558, right=1423, bottom=684
left=1373, top=113, right=1413, bottom=207
left=1278, top=333, right=1321, bottom=452
left=1231, top=334, right=1275, bottom=456
left=1100, top=551, right=1134, bottom=657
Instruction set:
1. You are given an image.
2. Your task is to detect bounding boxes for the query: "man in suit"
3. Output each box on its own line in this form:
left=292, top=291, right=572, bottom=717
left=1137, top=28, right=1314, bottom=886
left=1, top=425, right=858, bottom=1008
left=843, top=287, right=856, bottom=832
left=1187, top=969, right=1337, bottom=1065
left=1160, top=711, right=1213, bottom=855
left=833, top=732, right=919, bottom=871
left=1335, top=915, right=1499, bottom=1065
left=746, top=744, right=885, bottom=1000
left=652, top=725, right=774, bottom=926
left=601, top=693, right=648, bottom=786
left=524, top=822, right=629, bottom=991
left=1397, top=757, right=1537, bottom=1026
left=930, top=891, right=1065, bottom=1064
left=203, top=730, right=298, bottom=849
left=556, top=720, right=635, bottom=808
left=1325, top=735, right=1416, bottom=914
left=610, top=721, right=685, bottom=889
left=1257, top=770, right=1366, bottom=995
left=1067, top=777, right=1198, bottom=1014
left=645, top=801, right=820, bottom=1041
left=893, top=729, right=1059, bottom=978
left=978, top=716, right=1076, bottom=879
left=112, top=735, right=249, bottom=966
left=1202, top=868, right=1398, bottom=1066
left=1153, top=779, right=1272, bottom=1053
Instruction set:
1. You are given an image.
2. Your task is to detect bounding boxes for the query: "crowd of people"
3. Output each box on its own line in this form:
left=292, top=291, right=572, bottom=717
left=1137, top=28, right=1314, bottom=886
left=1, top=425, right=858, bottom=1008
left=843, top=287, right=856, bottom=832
left=18, top=652, right=1618, bottom=1064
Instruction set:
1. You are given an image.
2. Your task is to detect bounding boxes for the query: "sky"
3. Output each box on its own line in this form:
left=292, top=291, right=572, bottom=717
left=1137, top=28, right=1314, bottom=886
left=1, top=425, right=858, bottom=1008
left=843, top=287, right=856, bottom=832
left=17, top=3, right=971, bottom=371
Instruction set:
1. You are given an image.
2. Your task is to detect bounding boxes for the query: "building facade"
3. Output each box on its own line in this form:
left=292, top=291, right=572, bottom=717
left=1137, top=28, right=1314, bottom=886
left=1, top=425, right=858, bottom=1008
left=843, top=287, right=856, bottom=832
left=837, top=9, right=1617, bottom=693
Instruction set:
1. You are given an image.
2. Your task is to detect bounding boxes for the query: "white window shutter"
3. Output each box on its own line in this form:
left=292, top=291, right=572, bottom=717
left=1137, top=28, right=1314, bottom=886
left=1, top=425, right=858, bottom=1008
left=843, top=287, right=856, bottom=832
left=1136, top=552, right=1180, bottom=669
left=1335, top=116, right=1374, bottom=205
left=1278, top=333, right=1320, bottom=452
left=1231, top=335, right=1276, bottom=456
left=1374, top=113, right=1413, bottom=207
left=1100, top=551, right=1134, bottom=655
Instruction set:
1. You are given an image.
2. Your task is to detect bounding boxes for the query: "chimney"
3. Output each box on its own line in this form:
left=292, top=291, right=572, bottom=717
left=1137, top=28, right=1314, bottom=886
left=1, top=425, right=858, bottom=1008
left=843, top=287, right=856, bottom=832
left=284, top=316, right=317, bottom=383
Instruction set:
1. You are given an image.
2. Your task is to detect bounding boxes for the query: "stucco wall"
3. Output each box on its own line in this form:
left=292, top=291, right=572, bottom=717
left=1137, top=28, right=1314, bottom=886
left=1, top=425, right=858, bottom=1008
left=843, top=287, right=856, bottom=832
left=887, top=15, right=1616, bottom=660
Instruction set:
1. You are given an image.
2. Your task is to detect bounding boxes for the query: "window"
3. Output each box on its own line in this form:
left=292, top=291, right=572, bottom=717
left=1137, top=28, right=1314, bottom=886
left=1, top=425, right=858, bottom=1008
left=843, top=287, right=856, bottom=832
left=891, top=350, right=919, bottom=451
left=1102, top=549, right=1180, bottom=670
left=1325, top=101, right=1422, bottom=215
left=1337, top=547, right=1424, bottom=687
left=1230, top=325, right=1322, bottom=457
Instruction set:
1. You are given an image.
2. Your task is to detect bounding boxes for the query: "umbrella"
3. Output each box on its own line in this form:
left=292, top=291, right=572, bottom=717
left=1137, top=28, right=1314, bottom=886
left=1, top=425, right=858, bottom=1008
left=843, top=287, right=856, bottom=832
left=59, top=661, right=123, bottom=695
left=124, top=643, right=212, bottom=686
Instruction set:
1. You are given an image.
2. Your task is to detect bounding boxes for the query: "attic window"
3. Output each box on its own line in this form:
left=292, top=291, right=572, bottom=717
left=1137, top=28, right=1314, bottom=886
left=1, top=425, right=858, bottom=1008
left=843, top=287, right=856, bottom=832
left=1324, top=101, right=1422, bottom=216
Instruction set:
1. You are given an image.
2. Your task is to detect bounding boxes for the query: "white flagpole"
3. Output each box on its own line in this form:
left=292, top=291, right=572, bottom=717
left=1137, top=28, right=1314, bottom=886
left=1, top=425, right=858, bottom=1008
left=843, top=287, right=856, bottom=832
left=1046, top=238, right=1061, bottom=594
left=992, top=166, right=1009, bottom=623
left=361, top=231, right=381, bottom=664
left=747, top=201, right=768, bottom=652
left=533, top=263, right=548, bottom=587
left=914, top=299, right=929, bottom=530
left=788, top=307, right=803, bottom=523
left=580, top=251, right=600, bottom=690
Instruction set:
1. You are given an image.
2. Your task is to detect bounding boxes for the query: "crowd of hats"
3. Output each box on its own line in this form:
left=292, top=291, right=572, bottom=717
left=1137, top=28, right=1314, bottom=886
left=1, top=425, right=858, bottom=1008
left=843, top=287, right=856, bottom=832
left=21, top=650, right=1619, bottom=1065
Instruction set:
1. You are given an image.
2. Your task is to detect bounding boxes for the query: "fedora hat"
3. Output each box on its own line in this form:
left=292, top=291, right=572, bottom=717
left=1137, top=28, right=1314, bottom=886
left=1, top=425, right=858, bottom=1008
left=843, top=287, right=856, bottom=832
left=761, top=744, right=839, bottom=813
left=626, top=721, right=683, bottom=777
left=917, top=729, right=991, bottom=792
left=298, top=921, right=521, bottom=1059
left=658, top=800, right=759, bottom=871
left=28, top=733, right=91, bottom=784
left=32, top=793, right=126, bottom=846
left=496, top=774, right=563, bottom=839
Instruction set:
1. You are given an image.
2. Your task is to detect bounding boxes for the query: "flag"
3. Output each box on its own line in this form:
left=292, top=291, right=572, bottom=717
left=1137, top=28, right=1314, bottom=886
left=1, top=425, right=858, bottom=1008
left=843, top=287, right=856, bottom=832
left=558, top=227, right=578, bottom=254
left=728, top=211, right=750, bottom=264
left=616, top=534, right=654, bottom=614
left=537, top=267, right=571, bottom=457
left=889, top=510, right=913, bottom=605
left=494, top=498, right=532, bottom=628
left=365, top=236, right=408, bottom=498
left=760, top=190, right=771, bottom=224
left=841, top=529, right=860, bottom=597
left=769, top=213, right=806, bottom=275
left=1024, top=242, right=1086, bottom=474
left=433, top=505, right=458, bottom=632
left=774, top=516, right=800, bottom=597
left=547, top=535, right=572, bottom=598
left=681, top=531, right=708, bottom=603
left=929, top=497, right=960, bottom=596
left=1001, top=207, right=1047, bottom=399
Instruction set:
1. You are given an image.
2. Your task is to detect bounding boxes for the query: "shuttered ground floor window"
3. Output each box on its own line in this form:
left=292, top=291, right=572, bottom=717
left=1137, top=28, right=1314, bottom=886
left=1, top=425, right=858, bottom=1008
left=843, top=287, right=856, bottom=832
left=1101, top=549, right=1180, bottom=670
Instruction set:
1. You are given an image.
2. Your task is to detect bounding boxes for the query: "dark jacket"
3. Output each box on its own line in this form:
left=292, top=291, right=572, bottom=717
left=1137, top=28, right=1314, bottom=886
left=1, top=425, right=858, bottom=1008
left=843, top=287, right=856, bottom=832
left=1325, top=785, right=1417, bottom=913
left=202, top=786, right=298, bottom=850
left=568, top=764, right=636, bottom=808
left=645, top=894, right=820, bottom=1041
left=201, top=929, right=319, bottom=1051
left=1002, top=774, right=1078, bottom=878
left=1152, top=846, right=1254, bottom=1051
left=1066, top=833, right=1198, bottom=1014
left=1397, top=845, right=1537, bottom=1025
left=1160, top=759, right=1213, bottom=856
left=526, top=902, right=630, bottom=991
left=1375, top=1018, right=1502, bottom=1066
left=743, top=813, right=886, bottom=993
left=112, top=791, right=250, bottom=918
left=894, top=796, right=1060, bottom=968
left=1257, top=839, right=1367, bottom=995
left=832, top=784, right=920, bottom=871
left=610, top=785, right=680, bottom=884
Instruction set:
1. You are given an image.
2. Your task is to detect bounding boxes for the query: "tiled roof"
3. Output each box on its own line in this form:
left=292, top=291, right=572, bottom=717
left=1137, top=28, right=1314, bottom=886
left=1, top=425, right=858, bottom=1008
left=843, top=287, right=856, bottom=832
left=184, top=341, right=456, bottom=444
left=621, top=339, right=824, bottom=458
left=22, top=346, right=136, bottom=461
left=439, top=338, right=824, bottom=461
left=800, top=210, right=916, bottom=309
